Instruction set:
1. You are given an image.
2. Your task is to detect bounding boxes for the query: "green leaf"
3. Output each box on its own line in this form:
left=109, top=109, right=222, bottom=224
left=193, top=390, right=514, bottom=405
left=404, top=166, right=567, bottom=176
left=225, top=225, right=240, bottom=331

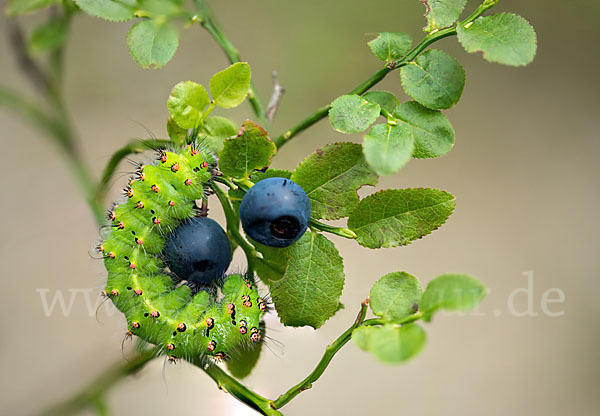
left=421, top=274, right=487, bottom=320
left=457, top=13, right=537, bottom=67
left=209, top=62, right=251, bottom=109
left=6, top=0, right=58, bottom=15
left=167, top=81, right=210, bottom=129
left=368, top=32, right=412, bottom=61
left=393, top=101, right=454, bottom=159
left=219, top=120, right=276, bottom=178
left=291, top=142, right=378, bottom=220
left=370, top=272, right=422, bottom=322
left=400, top=49, right=465, bottom=110
left=255, top=231, right=345, bottom=328
left=74, top=0, right=136, bottom=22
left=363, top=124, right=415, bottom=176
left=200, top=116, right=238, bottom=153
left=421, top=0, right=467, bottom=32
left=166, top=116, right=187, bottom=145
left=137, top=0, right=181, bottom=18
left=329, top=94, right=381, bottom=134
left=127, top=19, right=179, bottom=69
left=28, top=19, right=67, bottom=55
left=250, top=169, right=292, bottom=182
left=353, top=324, right=426, bottom=363
left=226, top=327, right=264, bottom=378
left=348, top=188, right=455, bottom=249
left=362, top=91, right=400, bottom=114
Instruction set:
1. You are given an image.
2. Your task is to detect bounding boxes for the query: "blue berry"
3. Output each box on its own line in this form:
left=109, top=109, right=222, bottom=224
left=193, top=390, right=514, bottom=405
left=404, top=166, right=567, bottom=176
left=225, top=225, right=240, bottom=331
left=240, top=177, right=311, bottom=247
left=164, top=217, right=232, bottom=284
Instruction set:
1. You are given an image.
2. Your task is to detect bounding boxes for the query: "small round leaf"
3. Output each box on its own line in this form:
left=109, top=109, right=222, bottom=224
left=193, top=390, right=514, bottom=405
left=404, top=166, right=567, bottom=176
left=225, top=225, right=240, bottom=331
left=457, top=13, right=537, bottom=67
left=400, top=49, right=465, bottom=110
left=167, top=81, right=210, bottom=129
left=393, top=101, right=454, bottom=159
left=209, top=62, right=251, bottom=109
left=127, top=20, right=179, bottom=69
left=329, top=95, right=381, bottom=134
left=421, top=274, right=487, bottom=319
left=370, top=272, right=422, bottom=322
left=363, top=123, right=415, bottom=176
left=353, top=324, right=426, bottom=363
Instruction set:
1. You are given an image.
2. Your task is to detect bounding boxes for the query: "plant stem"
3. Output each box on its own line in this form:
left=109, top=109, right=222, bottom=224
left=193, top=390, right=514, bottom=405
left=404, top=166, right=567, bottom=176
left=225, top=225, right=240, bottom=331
left=272, top=299, right=369, bottom=409
left=211, top=182, right=258, bottom=276
left=199, top=363, right=282, bottom=416
left=193, top=0, right=266, bottom=123
left=3, top=11, right=103, bottom=223
left=37, top=348, right=159, bottom=416
left=273, top=0, right=494, bottom=148
left=309, top=219, right=356, bottom=239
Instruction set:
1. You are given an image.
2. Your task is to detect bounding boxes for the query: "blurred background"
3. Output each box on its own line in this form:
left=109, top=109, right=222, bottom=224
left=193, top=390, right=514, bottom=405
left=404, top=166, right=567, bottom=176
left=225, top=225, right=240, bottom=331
left=1, top=0, right=598, bottom=415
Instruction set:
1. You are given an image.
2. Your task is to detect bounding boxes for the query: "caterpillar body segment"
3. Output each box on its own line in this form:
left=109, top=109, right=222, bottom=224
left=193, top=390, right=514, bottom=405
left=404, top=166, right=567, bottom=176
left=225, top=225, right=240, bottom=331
left=100, top=145, right=265, bottom=361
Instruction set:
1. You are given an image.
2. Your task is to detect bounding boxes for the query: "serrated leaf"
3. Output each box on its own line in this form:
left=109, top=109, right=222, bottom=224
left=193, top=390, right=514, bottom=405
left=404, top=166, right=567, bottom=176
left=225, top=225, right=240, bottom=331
left=255, top=231, right=345, bottom=328
left=167, top=81, right=210, bottom=129
left=209, top=62, right=251, bottom=109
left=250, top=169, right=292, bottom=182
left=200, top=116, right=238, bottom=153
left=393, top=101, right=454, bottom=159
left=368, top=32, right=412, bottom=61
left=28, top=19, right=67, bottom=55
left=457, top=13, right=537, bottom=67
left=74, top=0, right=136, bottom=22
left=421, top=0, right=467, bottom=32
left=226, top=327, right=264, bottom=378
left=166, top=116, right=187, bottom=145
left=370, top=272, right=422, bottom=322
left=348, top=188, right=455, bottom=249
left=329, top=94, right=381, bottom=134
left=127, top=19, right=179, bottom=69
left=421, top=274, right=487, bottom=320
left=219, top=120, right=276, bottom=178
left=362, top=91, right=400, bottom=114
left=400, top=49, right=465, bottom=110
left=6, top=0, right=58, bottom=15
left=353, top=323, right=426, bottom=363
left=291, top=143, right=378, bottom=220
left=363, top=124, right=415, bottom=176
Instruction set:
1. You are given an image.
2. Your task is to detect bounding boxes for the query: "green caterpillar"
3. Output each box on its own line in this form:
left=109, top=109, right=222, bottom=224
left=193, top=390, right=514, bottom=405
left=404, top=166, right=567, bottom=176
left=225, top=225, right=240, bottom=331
left=98, top=144, right=266, bottom=362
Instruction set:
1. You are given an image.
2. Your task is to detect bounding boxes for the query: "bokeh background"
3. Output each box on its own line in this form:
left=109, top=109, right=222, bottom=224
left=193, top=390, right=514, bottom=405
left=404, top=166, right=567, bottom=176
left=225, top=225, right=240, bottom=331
left=1, top=0, right=599, bottom=415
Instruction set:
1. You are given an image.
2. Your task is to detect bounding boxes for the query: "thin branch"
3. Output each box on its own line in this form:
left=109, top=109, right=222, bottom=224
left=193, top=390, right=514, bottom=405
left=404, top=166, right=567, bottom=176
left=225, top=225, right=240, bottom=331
left=0, top=86, right=68, bottom=147
left=309, top=218, right=357, bottom=239
left=5, top=19, right=51, bottom=95
left=37, top=348, right=159, bottom=416
left=200, top=363, right=282, bottom=416
left=211, top=183, right=258, bottom=277
left=272, top=0, right=496, bottom=149
left=272, top=299, right=370, bottom=409
left=266, top=71, right=285, bottom=121
left=193, top=0, right=267, bottom=123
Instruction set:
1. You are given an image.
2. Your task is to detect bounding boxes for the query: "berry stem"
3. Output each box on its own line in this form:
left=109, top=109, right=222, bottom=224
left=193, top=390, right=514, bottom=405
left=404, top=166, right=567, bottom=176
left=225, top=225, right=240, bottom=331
left=309, top=219, right=357, bottom=239
left=211, top=182, right=259, bottom=276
